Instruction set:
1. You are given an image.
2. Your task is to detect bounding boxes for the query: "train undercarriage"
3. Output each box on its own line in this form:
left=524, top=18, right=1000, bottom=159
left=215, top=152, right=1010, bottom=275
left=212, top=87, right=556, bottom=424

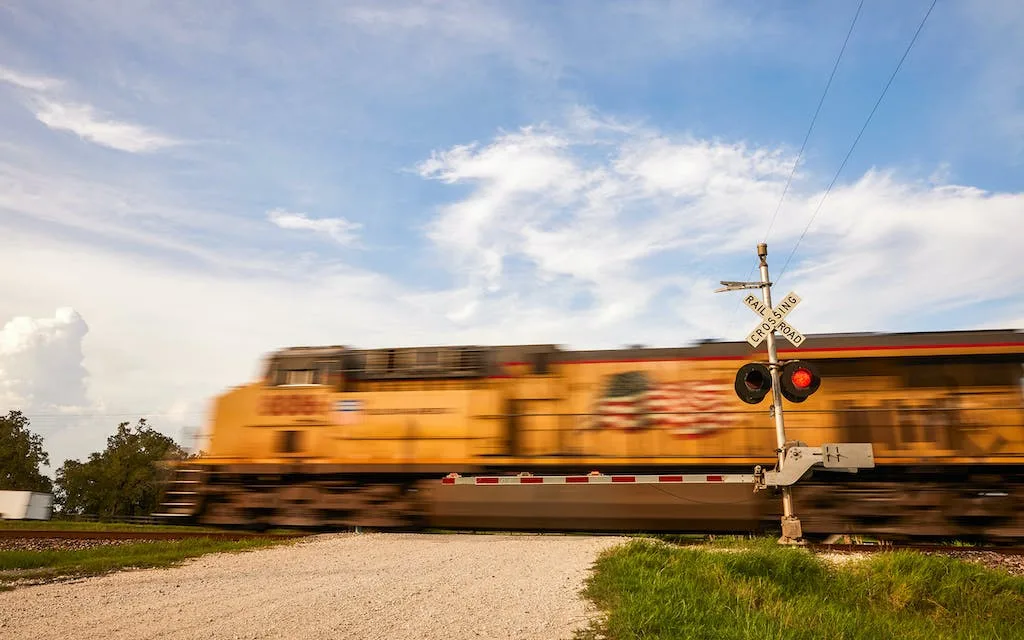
left=154, top=462, right=1024, bottom=543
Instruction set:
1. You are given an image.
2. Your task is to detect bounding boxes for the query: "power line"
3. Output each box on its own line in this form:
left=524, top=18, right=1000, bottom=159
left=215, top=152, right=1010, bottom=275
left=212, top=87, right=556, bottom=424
left=775, top=0, right=939, bottom=285
left=762, top=0, right=865, bottom=244
left=725, top=0, right=865, bottom=331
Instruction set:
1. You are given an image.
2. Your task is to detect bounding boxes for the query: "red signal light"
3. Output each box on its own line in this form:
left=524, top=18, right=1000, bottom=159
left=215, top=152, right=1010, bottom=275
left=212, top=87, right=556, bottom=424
left=780, top=360, right=820, bottom=403
left=791, top=367, right=812, bottom=389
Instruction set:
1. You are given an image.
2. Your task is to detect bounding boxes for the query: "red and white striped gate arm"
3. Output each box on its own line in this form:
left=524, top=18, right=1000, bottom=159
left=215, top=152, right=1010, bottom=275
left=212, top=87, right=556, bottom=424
left=439, top=444, right=875, bottom=489
left=440, top=472, right=757, bottom=485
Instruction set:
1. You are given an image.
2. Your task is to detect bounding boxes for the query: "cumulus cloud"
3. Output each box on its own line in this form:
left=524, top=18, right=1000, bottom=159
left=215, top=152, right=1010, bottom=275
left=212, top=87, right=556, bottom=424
left=0, top=307, right=90, bottom=411
left=267, top=209, right=362, bottom=245
left=31, top=99, right=181, bottom=153
left=417, top=115, right=794, bottom=325
left=418, top=112, right=1024, bottom=333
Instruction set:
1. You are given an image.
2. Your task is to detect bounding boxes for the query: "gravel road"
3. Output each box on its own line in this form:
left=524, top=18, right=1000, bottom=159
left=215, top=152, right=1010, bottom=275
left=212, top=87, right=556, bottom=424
left=0, top=533, right=626, bottom=640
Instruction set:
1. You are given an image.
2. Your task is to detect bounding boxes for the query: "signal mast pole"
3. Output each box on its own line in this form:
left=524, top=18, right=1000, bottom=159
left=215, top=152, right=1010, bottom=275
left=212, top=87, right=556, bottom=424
left=756, top=243, right=801, bottom=543
left=716, top=242, right=805, bottom=544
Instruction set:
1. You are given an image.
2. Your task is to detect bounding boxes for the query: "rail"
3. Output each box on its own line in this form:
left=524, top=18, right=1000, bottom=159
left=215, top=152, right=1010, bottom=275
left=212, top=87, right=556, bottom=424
left=806, top=542, right=1024, bottom=555
left=50, top=514, right=163, bottom=526
left=0, top=529, right=307, bottom=541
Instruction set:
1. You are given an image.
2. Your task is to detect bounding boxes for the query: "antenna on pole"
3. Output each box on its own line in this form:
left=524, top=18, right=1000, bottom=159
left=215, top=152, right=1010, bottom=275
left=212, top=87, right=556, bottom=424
left=714, top=280, right=768, bottom=293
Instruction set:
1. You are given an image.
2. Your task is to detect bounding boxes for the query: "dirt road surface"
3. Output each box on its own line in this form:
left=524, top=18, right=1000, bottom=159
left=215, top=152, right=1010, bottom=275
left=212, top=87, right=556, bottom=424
left=0, top=532, right=626, bottom=639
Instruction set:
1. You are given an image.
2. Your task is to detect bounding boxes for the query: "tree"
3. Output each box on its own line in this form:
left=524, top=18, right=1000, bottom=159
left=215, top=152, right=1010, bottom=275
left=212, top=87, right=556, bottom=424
left=54, top=418, right=189, bottom=518
left=0, top=410, right=53, bottom=493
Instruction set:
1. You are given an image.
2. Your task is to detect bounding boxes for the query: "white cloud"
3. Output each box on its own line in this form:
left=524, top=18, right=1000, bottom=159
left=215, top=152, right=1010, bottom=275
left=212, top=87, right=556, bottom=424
left=0, top=307, right=91, bottom=412
left=30, top=98, right=180, bottom=153
left=416, top=115, right=797, bottom=323
left=267, top=209, right=362, bottom=245
left=0, top=65, right=63, bottom=92
left=0, top=64, right=181, bottom=154
left=417, top=113, right=1024, bottom=333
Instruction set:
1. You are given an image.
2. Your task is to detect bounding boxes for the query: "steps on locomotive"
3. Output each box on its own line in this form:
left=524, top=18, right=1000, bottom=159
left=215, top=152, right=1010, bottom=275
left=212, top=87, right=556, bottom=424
left=152, top=465, right=204, bottom=520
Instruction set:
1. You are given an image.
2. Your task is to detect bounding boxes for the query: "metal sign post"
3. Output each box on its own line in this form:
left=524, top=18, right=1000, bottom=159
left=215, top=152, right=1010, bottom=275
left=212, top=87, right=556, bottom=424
left=717, top=242, right=804, bottom=544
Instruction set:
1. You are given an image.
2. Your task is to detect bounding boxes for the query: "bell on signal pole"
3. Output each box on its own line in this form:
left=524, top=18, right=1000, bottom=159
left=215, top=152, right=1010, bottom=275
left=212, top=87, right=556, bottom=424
left=734, top=362, right=772, bottom=404
left=780, top=360, right=821, bottom=403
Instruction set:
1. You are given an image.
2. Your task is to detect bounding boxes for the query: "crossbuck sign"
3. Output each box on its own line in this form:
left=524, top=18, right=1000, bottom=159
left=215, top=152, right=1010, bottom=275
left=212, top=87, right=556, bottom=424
left=744, top=291, right=805, bottom=348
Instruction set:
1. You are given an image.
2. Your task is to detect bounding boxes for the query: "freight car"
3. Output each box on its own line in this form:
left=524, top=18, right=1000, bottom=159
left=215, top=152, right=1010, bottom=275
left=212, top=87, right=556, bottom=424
left=155, top=329, right=1024, bottom=541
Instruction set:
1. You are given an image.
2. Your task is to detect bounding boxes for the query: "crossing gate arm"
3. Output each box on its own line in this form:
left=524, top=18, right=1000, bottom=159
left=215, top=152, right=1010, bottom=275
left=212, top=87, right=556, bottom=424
left=440, top=443, right=875, bottom=490
left=440, top=472, right=758, bottom=486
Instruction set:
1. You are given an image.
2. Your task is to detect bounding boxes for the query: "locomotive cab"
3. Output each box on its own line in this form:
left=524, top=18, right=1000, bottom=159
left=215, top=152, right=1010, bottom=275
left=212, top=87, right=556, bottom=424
left=263, top=346, right=347, bottom=389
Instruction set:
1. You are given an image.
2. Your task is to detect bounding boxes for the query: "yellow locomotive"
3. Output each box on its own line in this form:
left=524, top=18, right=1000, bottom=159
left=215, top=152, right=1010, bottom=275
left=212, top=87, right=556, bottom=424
left=157, top=328, right=1024, bottom=540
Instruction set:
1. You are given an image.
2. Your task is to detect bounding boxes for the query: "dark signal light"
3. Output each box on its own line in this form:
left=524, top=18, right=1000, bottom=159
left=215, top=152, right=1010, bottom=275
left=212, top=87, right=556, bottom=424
left=734, top=362, right=772, bottom=404
left=780, top=360, right=820, bottom=403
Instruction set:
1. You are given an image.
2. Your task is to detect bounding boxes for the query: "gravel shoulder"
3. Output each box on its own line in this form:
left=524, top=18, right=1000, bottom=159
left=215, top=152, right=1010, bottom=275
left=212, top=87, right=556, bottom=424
left=0, top=532, right=627, bottom=640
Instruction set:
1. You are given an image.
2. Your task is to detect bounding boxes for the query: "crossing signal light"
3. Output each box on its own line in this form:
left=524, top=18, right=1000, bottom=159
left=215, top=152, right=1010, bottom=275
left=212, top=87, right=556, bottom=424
left=734, top=362, right=772, bottom=404
left=780, top=360, right=820, bottom=403
left=734, top=360, right=822, bottom=404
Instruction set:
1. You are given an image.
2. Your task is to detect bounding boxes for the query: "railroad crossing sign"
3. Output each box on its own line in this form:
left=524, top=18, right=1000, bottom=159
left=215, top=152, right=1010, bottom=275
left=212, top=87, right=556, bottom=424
left=744, top=291, right=805, bottom=348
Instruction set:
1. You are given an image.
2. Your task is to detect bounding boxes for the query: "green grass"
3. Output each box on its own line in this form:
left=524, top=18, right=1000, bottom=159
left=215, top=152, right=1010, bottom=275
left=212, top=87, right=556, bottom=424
left=576, top=538, right=1024, bottom=640
left=0, top=536, right=294, bottom=591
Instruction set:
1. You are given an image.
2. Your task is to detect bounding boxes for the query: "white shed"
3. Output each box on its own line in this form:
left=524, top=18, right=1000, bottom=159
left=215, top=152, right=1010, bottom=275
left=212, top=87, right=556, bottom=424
left=0, top=491, right=54, bottom=520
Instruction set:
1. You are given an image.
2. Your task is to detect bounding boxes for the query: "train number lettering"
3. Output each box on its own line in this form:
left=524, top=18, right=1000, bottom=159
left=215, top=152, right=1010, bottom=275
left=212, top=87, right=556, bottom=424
left=260, top=394, right=323, bottom=416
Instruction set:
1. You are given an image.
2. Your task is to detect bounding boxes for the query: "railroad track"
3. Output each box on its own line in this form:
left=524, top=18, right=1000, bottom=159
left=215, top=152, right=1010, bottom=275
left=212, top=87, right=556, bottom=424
left=806, top=542, right=1024, bottom=555
left=0, top=529, right=306, bottom=541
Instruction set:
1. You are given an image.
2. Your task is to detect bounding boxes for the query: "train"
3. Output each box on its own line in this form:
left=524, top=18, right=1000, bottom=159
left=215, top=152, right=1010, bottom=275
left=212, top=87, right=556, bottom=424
left=155, top=328, right=1024, bottom=541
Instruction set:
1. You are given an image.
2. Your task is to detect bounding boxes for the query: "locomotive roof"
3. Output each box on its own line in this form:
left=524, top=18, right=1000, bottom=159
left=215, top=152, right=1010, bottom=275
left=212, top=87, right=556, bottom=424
left=268, top=328, right=1024, bottom=361
left=560, top=328, right=1024, bottom=361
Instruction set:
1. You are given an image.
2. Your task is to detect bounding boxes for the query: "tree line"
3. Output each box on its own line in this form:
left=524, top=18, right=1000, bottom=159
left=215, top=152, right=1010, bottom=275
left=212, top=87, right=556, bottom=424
left=0, top=410, right=192, bottom=518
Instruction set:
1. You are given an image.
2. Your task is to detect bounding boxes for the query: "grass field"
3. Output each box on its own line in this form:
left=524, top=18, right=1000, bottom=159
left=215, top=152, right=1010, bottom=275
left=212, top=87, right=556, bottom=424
left=576, top=538, right=1024, bottom=640
left=0, top=536, right=296, bottom=592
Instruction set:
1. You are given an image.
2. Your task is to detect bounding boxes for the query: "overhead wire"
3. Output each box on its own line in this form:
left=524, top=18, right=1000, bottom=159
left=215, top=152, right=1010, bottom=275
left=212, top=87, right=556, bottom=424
left=724, top=0, right=864, bottom=332
left=774, top=0, right=939, bottom=286
left=761, top=0, right=865, bottom=245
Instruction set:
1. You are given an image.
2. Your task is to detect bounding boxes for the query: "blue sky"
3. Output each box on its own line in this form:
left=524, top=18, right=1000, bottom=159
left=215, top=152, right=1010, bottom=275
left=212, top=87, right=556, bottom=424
left=0, top=0, right=1022, bottom=468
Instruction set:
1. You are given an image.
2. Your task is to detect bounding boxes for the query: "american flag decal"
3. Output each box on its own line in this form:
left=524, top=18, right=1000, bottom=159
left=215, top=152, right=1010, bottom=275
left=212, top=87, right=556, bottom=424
left=593, top=371, right=738, bottom=439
